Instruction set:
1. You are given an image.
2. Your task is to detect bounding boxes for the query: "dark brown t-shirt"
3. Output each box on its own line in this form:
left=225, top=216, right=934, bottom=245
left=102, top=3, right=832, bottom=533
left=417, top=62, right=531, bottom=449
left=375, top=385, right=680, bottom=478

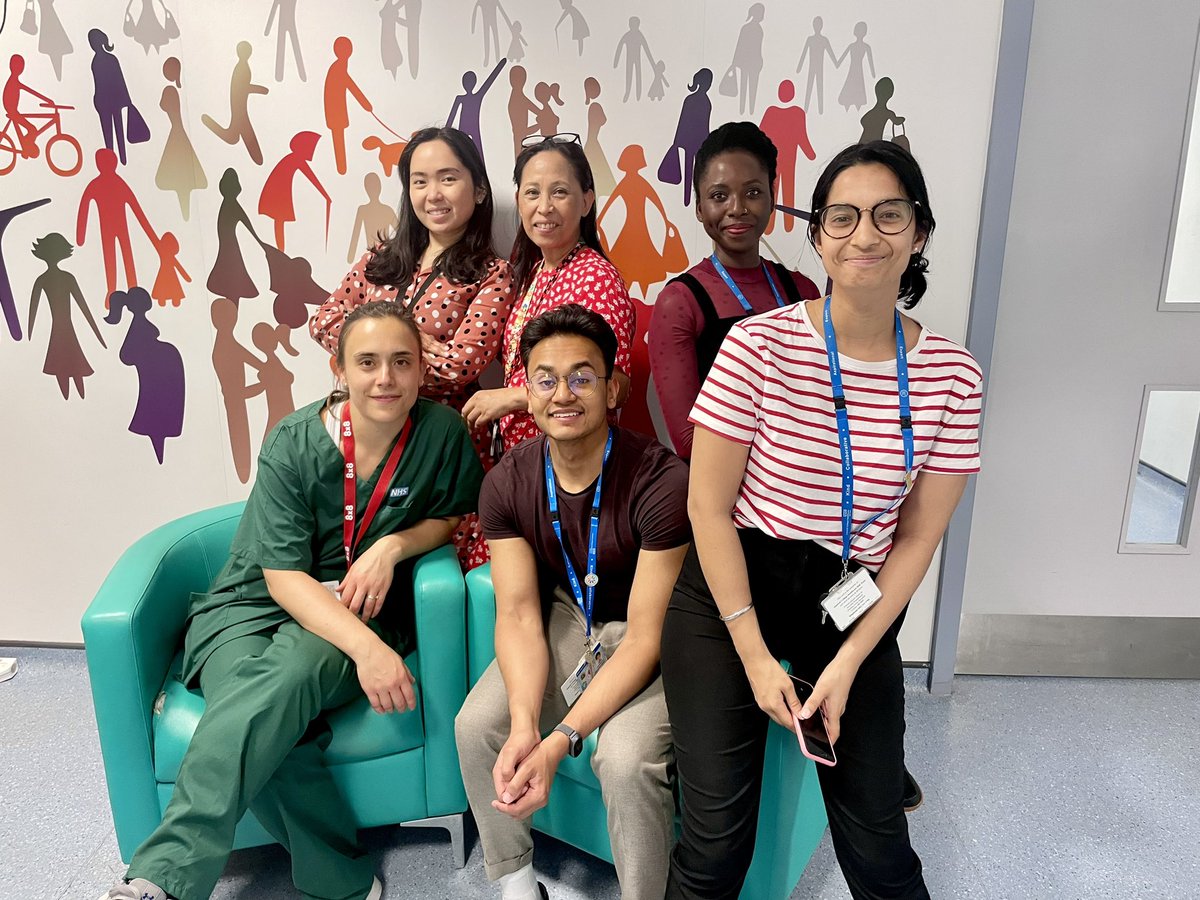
left=479, top=427, right=690, bottom=623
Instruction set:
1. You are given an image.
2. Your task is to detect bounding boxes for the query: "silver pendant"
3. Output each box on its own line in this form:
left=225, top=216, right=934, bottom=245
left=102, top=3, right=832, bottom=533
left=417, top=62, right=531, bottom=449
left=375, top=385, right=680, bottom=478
left=584, top=573, right=599, bottom=588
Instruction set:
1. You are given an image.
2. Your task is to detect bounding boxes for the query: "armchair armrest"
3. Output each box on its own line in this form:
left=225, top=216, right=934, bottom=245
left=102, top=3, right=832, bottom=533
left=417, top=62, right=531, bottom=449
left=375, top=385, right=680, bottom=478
left=464, top=563, right=497, bottom=687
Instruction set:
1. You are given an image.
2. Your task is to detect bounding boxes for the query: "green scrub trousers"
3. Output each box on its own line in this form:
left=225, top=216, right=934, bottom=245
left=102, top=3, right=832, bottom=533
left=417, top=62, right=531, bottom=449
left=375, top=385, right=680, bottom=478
left=126, top=620, right=375, bottom=900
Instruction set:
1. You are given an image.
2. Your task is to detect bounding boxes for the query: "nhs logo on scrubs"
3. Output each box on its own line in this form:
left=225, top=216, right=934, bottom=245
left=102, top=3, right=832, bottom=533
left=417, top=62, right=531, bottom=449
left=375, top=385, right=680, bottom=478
left=388, top=486, right=410, bottom=503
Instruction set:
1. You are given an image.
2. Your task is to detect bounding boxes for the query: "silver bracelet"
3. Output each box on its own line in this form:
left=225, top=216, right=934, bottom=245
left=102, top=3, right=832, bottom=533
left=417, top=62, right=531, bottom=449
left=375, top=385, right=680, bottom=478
left=718, top=603, right=754, bottom=623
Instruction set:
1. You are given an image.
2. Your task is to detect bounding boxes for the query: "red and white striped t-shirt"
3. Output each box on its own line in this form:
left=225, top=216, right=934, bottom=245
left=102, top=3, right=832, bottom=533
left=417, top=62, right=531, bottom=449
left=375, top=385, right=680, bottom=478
left=690, top=302, right=983, bottom=571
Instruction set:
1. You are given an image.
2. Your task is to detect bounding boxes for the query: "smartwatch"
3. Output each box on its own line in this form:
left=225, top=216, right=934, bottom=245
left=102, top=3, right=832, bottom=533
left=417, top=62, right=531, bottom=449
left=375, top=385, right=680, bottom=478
left=552, top=723, right=583, bottom=757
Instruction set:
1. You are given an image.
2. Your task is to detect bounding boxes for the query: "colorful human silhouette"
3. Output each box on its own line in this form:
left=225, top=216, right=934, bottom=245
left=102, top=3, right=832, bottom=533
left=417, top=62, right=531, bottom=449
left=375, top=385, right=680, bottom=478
left=506, top=65, right=538, bottom=157
left=837, top=21, right=875, bottom=112
left=250, top=321, right=298, bottom=440
left=105, top=286, right=185, bottom=464
left=259, top=242, right=327, bottom=329
left=533, top=82, right=563, bottom=137
left=151, top=231, right=189, bottom=306
left=620, top=294, right=656, bottom=438
left=324, top=36, right=373, bottom=175
left=4, top=55, right=53, bottom=158
left=207, top=168, right=260, bottom=303
left=728, top=3, right=765, bottom=116
left=613, top=17, right=656, bottom=102
left=202, top=41, right=268, bottom=166
left=506, top=20, right=527, bottom=63
left=760, top=79, right=815, bottom=234
left=259, top=131, right=331, bottom=252
left=265, top=0, right=306, bottom=82
left=859, top=77, right=904, bottom=144
left=125, top=0, right=177, bottom=56
left=155, top=57, right=206, bottom=220
left=0, top=198, right=52, bottom=341
left=583, top=76, right=615, bottom=197
left=347, top=172, right=397, bottom=264
left=362, top=134, right=408, bottom=176
left=446, top=58, right=506, bottom=155
left=556, top=0, right=589, bottom=56
left=87, top=29, right=148, bottom=166
left=598, top=144, right=679, bottom=297
left=33, top=0, right=75, bottom=82
left=76, top=148, right=158, bottom=303
left=28, top=233, right=107, bottom=399
left=379, top=0, right=404, bottom=79
left=471, top=0, right=510, bottom=67
left=210, top=297, right=266, bottom=483
left=795, top=16, right=837, bottom=115
left=648, top=60, right=668, bottom=102
left=657, top=68, right=712, bottom=207
left=402, top=0, right=422, bottom=77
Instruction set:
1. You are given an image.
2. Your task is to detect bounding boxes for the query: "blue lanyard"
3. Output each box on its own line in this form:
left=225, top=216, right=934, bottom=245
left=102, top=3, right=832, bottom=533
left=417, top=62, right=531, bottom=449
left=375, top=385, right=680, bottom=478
left=710, top=254, right=786, bottom=313
left=822, top=297, right=914, bottom=569
left=544, top=428, right=613, bottom=638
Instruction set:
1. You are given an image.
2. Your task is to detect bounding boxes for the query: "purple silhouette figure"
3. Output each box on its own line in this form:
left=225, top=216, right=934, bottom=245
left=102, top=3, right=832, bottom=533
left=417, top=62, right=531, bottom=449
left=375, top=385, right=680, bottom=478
left=104, top=286, right=185, bottom=463
left=88, top=28, right=148, bottom=165
left=446, top=58, right=506, bottom=156
left=0, top=198, right=52, bottom=341
left=657, top=68, right=713, bottom=207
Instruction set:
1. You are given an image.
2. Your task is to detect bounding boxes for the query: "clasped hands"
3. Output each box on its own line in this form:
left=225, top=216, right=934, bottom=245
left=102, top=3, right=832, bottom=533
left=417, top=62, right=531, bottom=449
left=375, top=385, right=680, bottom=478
left=490, top=726, right=568, bottom=820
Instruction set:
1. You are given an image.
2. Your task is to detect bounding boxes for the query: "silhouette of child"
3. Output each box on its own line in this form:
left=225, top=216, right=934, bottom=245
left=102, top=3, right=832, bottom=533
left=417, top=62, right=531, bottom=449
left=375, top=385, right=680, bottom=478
left=648, top=60, right=668, bottom=101
left=151, top=231, right=189, bottom=306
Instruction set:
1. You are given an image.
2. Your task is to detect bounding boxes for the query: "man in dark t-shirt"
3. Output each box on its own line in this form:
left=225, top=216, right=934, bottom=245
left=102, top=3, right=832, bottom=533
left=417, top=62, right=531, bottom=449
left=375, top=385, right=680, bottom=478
left=455, top=305, right=690, bottom=900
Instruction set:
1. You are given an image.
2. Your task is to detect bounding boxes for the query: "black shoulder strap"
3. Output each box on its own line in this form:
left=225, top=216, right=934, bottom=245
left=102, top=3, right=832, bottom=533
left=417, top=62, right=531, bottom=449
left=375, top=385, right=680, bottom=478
left=771, top=260, right=805, bottom=306
left=667, top=272, right=720, bottom=324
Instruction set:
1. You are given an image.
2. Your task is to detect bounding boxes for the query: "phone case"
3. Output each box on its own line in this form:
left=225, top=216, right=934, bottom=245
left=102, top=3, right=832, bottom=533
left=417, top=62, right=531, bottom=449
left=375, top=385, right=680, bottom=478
left=792, top=711, right=837, bottom=767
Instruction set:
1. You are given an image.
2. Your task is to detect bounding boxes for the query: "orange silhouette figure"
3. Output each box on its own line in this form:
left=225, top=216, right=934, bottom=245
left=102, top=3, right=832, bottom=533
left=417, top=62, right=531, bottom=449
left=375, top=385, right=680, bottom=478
left=76, top=147, right=158, bottom=304
left=151, top=231, right=189, bottom=306
left=201, top=41, right=269, bottom=166
left=210, top=297, right=265, bottom=483
left=4, top=55, right=53, bottom=159
left=532, top=81, right=563, bottom=137
left=259, top=130, right=332, bottom=252
left=362, top=133, right=408, bottom=176
left=760, top=79, right=815, bottom=233
left=251, top=321, right=298, bottom=440
left=324, top=36, right=373, bottom=175
left=597, top=144, right=681, bottom=297
left=507, top=65, right=538, bottom=157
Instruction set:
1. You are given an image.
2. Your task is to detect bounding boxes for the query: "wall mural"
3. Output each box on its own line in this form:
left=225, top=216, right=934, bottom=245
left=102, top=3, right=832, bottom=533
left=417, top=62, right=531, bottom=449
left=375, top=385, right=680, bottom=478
left=0, top=0, right=1004, bottom=642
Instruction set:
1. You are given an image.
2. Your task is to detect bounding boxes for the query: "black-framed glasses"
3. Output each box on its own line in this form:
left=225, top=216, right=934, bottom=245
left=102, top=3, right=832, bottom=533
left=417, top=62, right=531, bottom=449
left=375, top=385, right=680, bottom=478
left=527, top=369, right=606, bottom=399
left=521, top=132, right=582, bottom=148
left=816, top=199, right=917, bottom=238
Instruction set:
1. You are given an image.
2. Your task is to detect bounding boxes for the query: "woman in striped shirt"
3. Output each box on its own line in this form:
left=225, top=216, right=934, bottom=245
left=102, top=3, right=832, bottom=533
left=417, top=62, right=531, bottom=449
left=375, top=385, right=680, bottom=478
left=661, top=141, right=983, bottom=900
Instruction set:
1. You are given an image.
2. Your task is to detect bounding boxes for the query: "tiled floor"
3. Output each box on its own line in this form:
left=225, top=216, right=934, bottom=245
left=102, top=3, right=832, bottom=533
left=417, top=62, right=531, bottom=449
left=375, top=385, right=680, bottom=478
left=3, top=647, right=1198, bottom=899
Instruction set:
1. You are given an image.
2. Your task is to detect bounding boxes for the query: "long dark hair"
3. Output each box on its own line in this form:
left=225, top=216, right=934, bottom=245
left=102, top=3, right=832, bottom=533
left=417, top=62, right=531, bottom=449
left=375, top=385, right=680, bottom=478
left=508, top=140, right=606, bottom=294
left=364, top=127, right=496, bottom=290
left=808, top=140, right=935, bottom=308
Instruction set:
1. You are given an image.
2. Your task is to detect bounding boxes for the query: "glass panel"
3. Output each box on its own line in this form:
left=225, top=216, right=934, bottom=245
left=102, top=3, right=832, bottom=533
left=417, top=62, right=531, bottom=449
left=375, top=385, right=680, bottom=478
left=1124, top=390, right=1200, bottom=546
left=1163, top=27, right=1200, bottom=309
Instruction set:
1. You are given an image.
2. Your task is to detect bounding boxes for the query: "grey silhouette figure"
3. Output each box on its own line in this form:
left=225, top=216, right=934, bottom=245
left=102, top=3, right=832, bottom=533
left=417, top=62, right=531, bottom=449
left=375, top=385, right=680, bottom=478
left=729, top=3, right=765, bottom=116
left=265, top=0, right=306, bottom=83
left=125, top=0, right=175, bottom=56
left=28, top=233, right=107, bottom=400
left=202, top=41, right=269, bottom=166
left=210, top=297, right=265, bottom=483
left=379, top=0, right=403, bottom=80
left=35, top=0, right=74, bottom=81
left=447, top=58, right=507, bottom=155
left=507, top=65, right=538, bottom=157
left=859, top=76, right=904, bottom=144
left=471, top=0, right=510, bottom=67
left=836, top=21, right=875, bottom=112
left=404, top=0, right=422, bottom=78
left=506, top=20, right=527, bottom=63
left=583, top=76, right=615, bottom=196
left=648, top=60, right=668, bottom=101
left=613, top=17, right=655, bottom=102
left=556, top=0, right=589, bottom=57
left=347, top=172, right=397, bottom=264
left=795, top=16, right=837, bottom=115
left=251, top=321, right=298, bottom=441
left=1, top=198, right=52, bottom=341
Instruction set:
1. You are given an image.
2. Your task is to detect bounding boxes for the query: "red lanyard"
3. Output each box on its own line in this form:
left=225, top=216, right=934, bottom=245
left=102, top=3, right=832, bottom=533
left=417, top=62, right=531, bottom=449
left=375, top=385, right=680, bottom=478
left=340, top=402, right=413, bottom=566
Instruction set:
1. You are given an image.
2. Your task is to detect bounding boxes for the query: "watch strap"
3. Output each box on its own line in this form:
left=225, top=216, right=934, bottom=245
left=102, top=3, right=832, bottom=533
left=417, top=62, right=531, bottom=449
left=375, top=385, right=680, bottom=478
left=553, top=723, right=583, bottom=757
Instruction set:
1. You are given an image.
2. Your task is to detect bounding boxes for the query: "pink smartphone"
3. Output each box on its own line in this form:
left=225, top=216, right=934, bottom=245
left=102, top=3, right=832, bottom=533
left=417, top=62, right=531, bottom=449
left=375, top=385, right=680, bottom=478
left=788, top=676, right=837, bottom=767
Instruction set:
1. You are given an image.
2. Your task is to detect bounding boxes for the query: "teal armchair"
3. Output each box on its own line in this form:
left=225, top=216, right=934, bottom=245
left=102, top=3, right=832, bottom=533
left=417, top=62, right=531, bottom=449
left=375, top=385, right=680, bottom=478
left=82, top=502, right=470, bottom=867
left=465, top=563, right=829, bottom=900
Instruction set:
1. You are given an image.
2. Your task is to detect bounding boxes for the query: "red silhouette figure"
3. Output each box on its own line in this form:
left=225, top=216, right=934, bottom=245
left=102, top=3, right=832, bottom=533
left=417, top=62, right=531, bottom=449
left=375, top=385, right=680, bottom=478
left=151, top=231, right=189, bottom=306
left=621, top=294, right=656, bottom=438
left=759, top=79, right=815, bottom=233
left=323, top=37, right=373, bottom=175
left=76, top=147, right=158, bottom=305
left=4, top=55, right=54, bottom=158
left=259, top=131, right=332, bottom=252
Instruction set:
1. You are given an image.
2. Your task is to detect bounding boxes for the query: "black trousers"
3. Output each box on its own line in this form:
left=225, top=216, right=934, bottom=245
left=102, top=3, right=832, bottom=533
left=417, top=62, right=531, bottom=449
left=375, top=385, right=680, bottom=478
left=661, top=531, right=928, bottom=900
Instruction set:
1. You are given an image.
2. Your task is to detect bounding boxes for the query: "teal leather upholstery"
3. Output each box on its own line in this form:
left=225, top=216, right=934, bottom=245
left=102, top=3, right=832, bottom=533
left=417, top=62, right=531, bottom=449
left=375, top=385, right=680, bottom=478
left=465, top=563, right=829, bottom=900
left=82, top=503, right=470, bottom=864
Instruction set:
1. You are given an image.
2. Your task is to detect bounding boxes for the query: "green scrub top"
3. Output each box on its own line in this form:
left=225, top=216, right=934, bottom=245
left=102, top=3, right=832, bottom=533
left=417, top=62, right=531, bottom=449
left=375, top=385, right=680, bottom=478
left=181, top=397, right=484, bottom=684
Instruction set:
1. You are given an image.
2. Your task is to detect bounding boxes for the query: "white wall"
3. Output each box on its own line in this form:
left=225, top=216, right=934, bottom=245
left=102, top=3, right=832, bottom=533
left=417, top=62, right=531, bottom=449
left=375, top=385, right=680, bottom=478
left=1165, top=34, right=1200, bottom=303
left=0, top=0, right=1002, bottom=643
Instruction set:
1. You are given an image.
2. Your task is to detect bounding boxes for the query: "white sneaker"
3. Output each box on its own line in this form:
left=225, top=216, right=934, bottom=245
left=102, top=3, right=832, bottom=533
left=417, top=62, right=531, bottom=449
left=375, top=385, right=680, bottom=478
left=365, top=876, right=383, bottom=900
left=0, top=658, right=16, bottom=683
left=96, top=878, right=168, bottom=900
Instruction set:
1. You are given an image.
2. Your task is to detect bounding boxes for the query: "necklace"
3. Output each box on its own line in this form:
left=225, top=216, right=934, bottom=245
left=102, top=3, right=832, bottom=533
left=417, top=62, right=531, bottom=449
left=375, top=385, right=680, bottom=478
left=503, top=242, right=584, bottom=381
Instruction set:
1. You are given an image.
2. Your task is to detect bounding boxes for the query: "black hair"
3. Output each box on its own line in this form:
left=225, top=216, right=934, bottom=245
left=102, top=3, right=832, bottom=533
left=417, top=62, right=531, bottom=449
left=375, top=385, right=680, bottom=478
left=808, top=141, right=935, bottom=308
left=693, top=121, right=779, bottom=200
left=364, top=127, right=496, bottom=290
left=508, top=140, right=607, bottom=294
left=518, top=303, right=617, bottom=377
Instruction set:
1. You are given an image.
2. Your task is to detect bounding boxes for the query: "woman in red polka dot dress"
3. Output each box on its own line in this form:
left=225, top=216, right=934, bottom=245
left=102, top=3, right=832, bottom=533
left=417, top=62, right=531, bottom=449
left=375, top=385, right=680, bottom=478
left=462, top=135, right=635, bottom=452
left=309, top=127, right=515, bottom=569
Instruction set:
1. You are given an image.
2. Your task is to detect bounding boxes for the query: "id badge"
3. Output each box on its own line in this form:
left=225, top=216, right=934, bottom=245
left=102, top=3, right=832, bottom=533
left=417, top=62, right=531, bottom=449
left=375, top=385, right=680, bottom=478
left=559, top=637, right=607, bottom=706
left=320, top=579, right=342, bottom=601
left=819, top=568, right=882, bottom=631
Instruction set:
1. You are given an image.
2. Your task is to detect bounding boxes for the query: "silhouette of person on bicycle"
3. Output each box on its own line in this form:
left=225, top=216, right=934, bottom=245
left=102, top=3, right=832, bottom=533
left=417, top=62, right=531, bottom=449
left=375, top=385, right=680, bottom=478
left=1, top=53, right=81, bottom=176
left=4, top=55, right=54, bottom=159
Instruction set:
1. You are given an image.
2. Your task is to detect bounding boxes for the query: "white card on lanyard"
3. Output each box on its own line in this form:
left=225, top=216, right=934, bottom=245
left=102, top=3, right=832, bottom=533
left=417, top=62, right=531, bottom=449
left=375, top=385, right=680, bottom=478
left=559, top=636, right=607, bottom=706
left=820, top=568, right=882, bottom=631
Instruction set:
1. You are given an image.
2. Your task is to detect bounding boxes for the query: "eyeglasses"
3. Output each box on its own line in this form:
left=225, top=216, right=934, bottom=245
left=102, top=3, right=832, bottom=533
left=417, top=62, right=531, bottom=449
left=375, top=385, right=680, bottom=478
left=527, top=369, right=606, bottom=399
left=816, top=199, right=917, bottom=239
left=521, top=132, right=582, bottom=148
